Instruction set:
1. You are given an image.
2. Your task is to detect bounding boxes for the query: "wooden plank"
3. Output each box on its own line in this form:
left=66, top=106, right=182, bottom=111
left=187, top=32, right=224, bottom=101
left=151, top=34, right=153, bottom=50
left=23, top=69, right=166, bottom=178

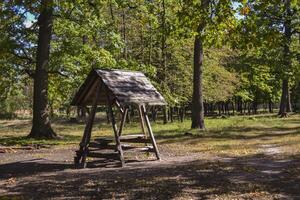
left=88, top=143, right=132, bottom=150
left=119, top=134, right=145, bottom=139
left=72, top=69, right=167, bottom=106
left=138, top=105, right=147, bottom=142
left=106, top=87, right=125, bottom=166
left=94, top=138, right=113, bottom=144
left=88, top=142, right=114, bottom=149
left=75, top=82, right=102, bottom=168
left=87, top=152, right=119, bottom=159
left=71, top=71, right=97, bottom=105
left=120, top=137, right=151, bottom=144
left=80, top=81, right=102, bottom=148
left=96, top=69, right=145, bottom=77
left=141, top=105, right=160, bottom=160
left=115, top=100, right=124, bottom=114
left=124, top=146, right=154, bottom=153
left=118, top=107, right=128, bottom=136
left=82, top=79, right=101, bottom=105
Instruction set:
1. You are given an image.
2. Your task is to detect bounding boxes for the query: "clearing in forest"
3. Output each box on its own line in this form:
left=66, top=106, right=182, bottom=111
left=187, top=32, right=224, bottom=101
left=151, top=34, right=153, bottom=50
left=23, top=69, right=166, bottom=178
left=0, top=114, right=299, bottom=199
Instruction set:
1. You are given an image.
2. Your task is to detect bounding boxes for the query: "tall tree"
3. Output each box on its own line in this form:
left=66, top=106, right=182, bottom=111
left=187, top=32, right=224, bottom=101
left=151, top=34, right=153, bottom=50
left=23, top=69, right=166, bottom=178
left=279, top=0, right=293, bottom=116
left=29, top=0, right=56, bottom=138
left=191, top=0, right=209, bottom=129
left=179, top=0, right=235, bottom=129
left=237, top=0, right=300, bottom=117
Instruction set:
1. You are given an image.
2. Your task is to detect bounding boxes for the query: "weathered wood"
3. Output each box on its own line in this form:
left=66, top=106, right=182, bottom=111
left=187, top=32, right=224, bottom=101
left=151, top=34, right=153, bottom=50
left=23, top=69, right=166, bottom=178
left=80, top=80, right=101, bottom=148
left=119, top=134, right=145, bottom=139
left=88, top=143, right=132, bottom=150
left=87, top=152, right=119, bottom=159
left=82, top=78, right=99, bottom=105
left=94, top=138, right=113, bottom=145
left=119, top=134, right=150, bottom=143
left=118, top=107, right=128, bottom=136
left=138, top=105, right=147, bottom=138
left=123, top=146, right=154, bottom=153
left=87, top=144, right=153, bottom=153
left=75, top=81, right=102, bottom=168
left=96, top=69, right=145, bottom=78
left=72, top=69, right=166, bottom=168
left=106, top=87, right=125, bottom=167
left=141, top=105, right=160, bottom=160
left=115, top=100, right=124, bottom=114
left=120, top=137, right=150, bottom=144
left=73, top=72, right=97, bottom=106
left=71, top=69, right=166, bottom=106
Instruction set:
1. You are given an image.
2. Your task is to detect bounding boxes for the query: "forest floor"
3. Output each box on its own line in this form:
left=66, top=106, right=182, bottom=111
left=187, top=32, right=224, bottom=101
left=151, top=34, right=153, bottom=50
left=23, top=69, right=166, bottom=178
left=0, top=114, right=299, bottom=199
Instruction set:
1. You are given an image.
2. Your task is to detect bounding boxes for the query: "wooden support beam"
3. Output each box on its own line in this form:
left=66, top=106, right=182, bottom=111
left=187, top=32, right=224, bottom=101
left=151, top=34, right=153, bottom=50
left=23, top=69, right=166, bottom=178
left=115, top=100, right=124, bottom=114
left=75, top=80, right=102, bottom=168
left=106, top=88, right=125, bottom=167
left=141, top=104, right=160, bottom=160
left=118, top=107, right=128, bottom=136
left=138, top=105, right=147, bottom=138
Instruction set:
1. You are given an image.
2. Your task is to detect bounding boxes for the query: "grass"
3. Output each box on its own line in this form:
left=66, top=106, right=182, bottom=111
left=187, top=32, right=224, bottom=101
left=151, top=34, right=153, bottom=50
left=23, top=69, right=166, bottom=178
left=0, top=113, right=299, bottom=157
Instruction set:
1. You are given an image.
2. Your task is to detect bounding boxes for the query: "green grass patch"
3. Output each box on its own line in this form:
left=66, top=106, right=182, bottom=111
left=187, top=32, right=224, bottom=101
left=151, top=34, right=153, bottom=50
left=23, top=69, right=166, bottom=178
left=0, top=114, right=299, bottom=156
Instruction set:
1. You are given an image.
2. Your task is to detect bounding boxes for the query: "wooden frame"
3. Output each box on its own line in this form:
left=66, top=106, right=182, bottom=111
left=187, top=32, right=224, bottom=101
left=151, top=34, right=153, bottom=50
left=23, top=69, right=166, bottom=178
left=73, top=69, right=164, bottom=168
left=75, top=80, right=102, bottom=168
left=74, top=102, right=160, bottom=168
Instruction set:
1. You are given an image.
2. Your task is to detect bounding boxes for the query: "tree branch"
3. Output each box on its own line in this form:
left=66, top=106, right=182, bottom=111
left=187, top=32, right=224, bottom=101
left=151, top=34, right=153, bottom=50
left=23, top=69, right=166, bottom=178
left=48, top=70, right=69, bottom=77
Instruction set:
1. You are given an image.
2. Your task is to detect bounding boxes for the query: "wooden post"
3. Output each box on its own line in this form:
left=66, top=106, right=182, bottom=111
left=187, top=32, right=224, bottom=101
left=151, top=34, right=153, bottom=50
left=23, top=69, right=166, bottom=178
left=76, top=81, right=102, bottom=168
left=118, top=107, right=128, bottom=136
left=106, top=89, right=125, bottom=167
left=138, top=105, right=147, bottom=138
left=115, top=100, right=124, bottom=114
left=141, top=105, right=160, bottom=160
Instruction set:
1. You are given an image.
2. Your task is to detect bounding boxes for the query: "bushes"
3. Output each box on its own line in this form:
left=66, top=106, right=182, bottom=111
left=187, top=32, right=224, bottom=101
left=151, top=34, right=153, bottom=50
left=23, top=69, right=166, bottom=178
left=0, top=112, right=17, bottom=119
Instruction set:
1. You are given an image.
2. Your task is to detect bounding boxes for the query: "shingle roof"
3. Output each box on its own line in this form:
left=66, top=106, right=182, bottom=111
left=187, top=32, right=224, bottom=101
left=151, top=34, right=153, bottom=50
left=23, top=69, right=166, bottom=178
left=71, top=69, right=166, bottom=106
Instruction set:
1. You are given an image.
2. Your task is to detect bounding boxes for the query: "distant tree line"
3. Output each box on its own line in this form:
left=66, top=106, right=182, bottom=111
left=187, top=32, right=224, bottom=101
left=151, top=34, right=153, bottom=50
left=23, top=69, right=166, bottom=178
left=0, top=0, right=299, bottom=138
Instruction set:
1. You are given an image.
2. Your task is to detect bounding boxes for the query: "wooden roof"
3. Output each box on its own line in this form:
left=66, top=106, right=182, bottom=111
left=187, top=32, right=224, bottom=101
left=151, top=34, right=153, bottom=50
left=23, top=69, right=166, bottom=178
left=71, top=69, right=167, bottom=106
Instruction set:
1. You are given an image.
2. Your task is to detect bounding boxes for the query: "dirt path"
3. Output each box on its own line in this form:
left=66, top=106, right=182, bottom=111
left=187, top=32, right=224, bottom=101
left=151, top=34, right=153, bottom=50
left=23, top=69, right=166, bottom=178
left=0, top=145, right=299, bottom=200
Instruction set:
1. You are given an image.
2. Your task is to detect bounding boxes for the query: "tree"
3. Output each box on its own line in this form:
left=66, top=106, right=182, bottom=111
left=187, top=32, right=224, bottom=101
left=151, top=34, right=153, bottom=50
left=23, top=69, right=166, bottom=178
left=191, top=21, right=206, bottom=129
left=279, top=0, right=293, bottom=116
left=179, top=0, right=235, bottom=129
left=237, top=0, right=300, bottom=117
left=29, top=0, right=56, bottom=138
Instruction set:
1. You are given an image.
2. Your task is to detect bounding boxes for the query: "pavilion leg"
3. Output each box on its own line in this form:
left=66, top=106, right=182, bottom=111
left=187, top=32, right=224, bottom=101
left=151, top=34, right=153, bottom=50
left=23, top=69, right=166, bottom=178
left=75, top=83, right=101, bottom=168
left=107, top=97, right=125, bottom=167
left=138, top=105, right=147, bottom=138
left=141, top=105, right=160, bottom=160
left=118, top=107, right=128, bottom=136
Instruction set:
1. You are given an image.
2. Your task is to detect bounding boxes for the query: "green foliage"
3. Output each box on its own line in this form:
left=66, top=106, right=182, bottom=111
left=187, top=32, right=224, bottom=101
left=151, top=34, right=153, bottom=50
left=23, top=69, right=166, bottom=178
left=1, top=0, right=298, bottom=116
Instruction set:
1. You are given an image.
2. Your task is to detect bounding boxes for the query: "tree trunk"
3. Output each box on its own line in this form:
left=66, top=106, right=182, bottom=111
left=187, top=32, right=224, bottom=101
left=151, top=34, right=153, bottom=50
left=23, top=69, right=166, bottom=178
left=105, top=108, right=110, bottom=124
left=279, top=79, right=289, bottom=116
left=179, top=107, right=184, bottom=122
left=287, top=90, right=292, bottom=112
left=279, top=0, right=292, bottom=117
left=170, top=107, right=173, bottom=122
left=122, top=8, right=127, bottom=59
left=161, top=0, right=168, bottom=124
left=126, top=107, right=131, bottom=124
left=191, top=24, right=205, bottom=129
left=29, top=0, right=56, bottom=138
left=268, top=100, right=273, bottom=113
left=151, top=107, right=157, bottom=122
left=253, top=100, right=258, bottom=114
left=163, top=106, right=168, bottom=124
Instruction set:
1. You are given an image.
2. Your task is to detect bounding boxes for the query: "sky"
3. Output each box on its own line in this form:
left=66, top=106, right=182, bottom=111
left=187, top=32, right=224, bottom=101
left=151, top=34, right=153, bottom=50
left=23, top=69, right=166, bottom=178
left=24, top=12, right=35, bottom=28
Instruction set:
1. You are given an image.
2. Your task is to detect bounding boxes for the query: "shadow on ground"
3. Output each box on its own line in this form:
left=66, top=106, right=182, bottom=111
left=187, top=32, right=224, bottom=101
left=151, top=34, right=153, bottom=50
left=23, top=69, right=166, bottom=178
left=155, top=125, right=300, bottom=144
left=0, top=153, right=299, bottom=199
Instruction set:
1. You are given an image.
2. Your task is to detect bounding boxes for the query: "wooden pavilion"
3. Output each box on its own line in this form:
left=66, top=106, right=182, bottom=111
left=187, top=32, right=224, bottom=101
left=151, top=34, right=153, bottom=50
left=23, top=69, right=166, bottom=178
left=71, top=69, right=166, bottom=168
